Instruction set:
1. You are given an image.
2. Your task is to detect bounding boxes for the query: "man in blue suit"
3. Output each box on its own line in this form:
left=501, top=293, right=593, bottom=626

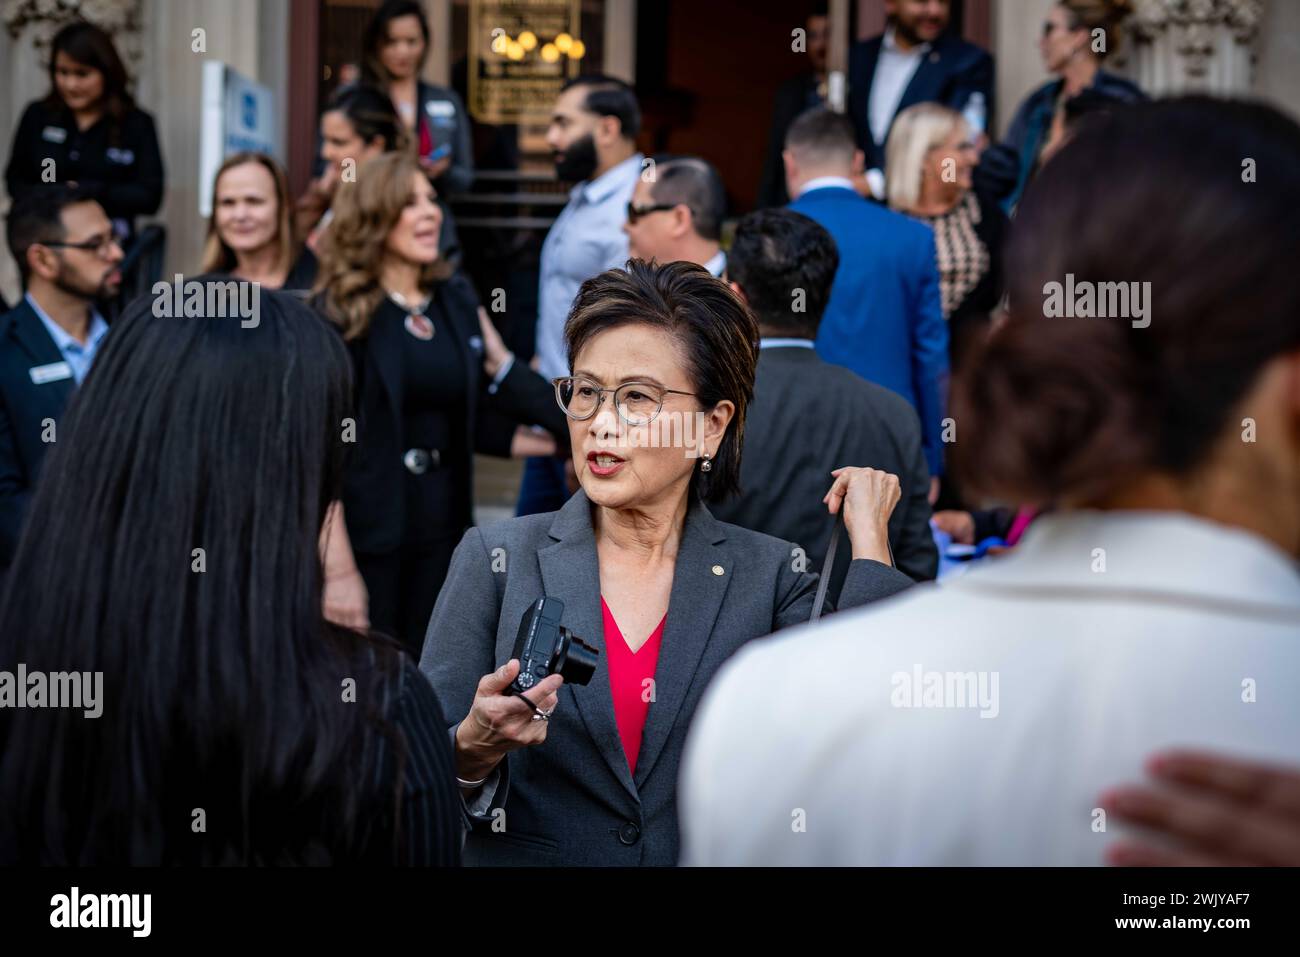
left=785, top=108, right=947, bottom=498
left=849, top=0, right=993, bottom=183
left=0, top=186, right=122, bottom=568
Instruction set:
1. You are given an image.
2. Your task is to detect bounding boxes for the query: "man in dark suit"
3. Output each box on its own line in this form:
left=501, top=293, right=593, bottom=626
left=756, top=3, right=830, bottom=208
left=785, top=108, right=948, bottom=497
left=0, top=186, right=123, bottom=567
left=712, top=207, right=937, bottom=590
left=849, top=0, right=993, bottom=189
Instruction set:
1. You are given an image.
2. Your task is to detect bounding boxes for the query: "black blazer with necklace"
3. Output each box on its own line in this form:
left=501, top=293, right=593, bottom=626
left=334, top=271, right=567, bottom=556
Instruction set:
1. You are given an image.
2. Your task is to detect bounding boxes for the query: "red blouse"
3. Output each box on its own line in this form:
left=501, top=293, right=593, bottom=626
left=601, top=597, right=667, bottom=776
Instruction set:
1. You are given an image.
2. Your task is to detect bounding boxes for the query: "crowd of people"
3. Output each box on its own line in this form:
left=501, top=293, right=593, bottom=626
left=0, top=0, right=1296, bottom=868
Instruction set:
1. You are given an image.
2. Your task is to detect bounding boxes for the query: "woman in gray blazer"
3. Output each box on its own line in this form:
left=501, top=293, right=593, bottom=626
left=419, top=260, right=915, bottom=865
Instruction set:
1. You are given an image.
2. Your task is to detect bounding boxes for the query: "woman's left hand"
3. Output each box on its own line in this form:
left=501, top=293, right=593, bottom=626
left=822, top=466, right=901, bottom=564
left=478, top=306, right=513, bottom=378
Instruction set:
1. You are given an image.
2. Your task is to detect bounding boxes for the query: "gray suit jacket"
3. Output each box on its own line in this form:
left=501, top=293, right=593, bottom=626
left=418, top=487, right=913, bottom=866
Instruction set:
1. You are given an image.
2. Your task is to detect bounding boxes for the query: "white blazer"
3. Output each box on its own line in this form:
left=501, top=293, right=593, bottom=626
left=680, top=510, right=1300, bottom=865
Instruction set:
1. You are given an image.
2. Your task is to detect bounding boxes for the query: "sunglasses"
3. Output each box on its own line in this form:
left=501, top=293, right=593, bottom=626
left=626, top=201, right=677, bottom=225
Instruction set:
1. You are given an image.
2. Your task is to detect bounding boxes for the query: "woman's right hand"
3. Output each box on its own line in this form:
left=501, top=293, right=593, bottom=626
left=454, top=659, right=564, bottom=782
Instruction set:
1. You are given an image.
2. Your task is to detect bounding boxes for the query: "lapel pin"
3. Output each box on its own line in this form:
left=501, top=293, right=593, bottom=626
left=929, top=52, right=940, bottom=63
left=711, top=564, right=725, bottom=576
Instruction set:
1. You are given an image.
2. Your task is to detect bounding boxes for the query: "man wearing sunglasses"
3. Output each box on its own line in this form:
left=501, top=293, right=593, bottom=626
left=623, top=155, right=727, bottom=279
left=0, top=184, right=122, bottom=570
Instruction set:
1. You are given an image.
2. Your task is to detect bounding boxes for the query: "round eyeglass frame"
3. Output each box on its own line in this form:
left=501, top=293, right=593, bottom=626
left=552, top=375, right=698, bottom=427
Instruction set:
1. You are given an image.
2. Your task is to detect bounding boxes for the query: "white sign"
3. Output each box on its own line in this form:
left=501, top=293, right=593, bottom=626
left=198, top=61, right=279, bottom=217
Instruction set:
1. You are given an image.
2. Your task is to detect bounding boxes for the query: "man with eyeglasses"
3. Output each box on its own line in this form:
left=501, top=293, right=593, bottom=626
left=623, top=155, right=727, bottom=278
left=0, top=184, right=122, bottom=569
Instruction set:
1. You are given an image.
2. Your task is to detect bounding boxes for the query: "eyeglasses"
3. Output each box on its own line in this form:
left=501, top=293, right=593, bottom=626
left=553, top=375, right=697, bottom=427
left=626, top=202, right=677, bottom=225
left=42, top=233, right=121, bottom=259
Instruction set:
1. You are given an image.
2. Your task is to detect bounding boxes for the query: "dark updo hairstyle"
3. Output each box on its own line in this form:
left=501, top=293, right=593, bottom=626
left=1058, top=0, right=1134, bottom=60
left=951, top=97, right=1300, bottom=507
left=44, top=21, right=135, bottom=131
left=323, top=83, right=408, bottom=153
left=564, top=260, right=759, bottom=503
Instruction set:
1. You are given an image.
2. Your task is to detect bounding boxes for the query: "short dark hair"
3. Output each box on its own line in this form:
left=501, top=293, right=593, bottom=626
left=953, top=96, right=1300, bottom=504
left=728, top=208, right=839, bottom=339
left=564, top=260, right=758, bottom=502
left=6, top=184, right=99, bottom=283
left=649, top=155, right=726, bottom=242
left=561, top=74, right=641, bottom=140
left=785, top=107, right=857, bottom=165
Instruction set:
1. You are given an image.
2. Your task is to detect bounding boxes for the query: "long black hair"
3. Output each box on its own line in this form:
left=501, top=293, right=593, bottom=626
left=44, top=21, right=135, bottom=134
left=0, top=285, right=408, bottom=864
left=361, top=0, right=431, bottom=86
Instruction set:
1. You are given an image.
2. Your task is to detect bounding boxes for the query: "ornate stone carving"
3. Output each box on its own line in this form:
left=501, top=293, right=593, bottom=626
left=3, top=0, right=143, bottom=66
left=1124, top=0, right=1264, bottom=93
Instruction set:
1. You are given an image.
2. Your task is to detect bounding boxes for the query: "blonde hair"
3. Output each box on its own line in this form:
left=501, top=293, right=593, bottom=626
left=315, top=151, right=450, bottom=340
left=885, top=103, right=967, bottom=213
left=200, top=152, right=297, bottom=276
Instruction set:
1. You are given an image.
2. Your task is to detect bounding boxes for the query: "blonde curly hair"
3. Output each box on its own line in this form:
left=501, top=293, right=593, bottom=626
left=314, top=151, right=451, bottom=340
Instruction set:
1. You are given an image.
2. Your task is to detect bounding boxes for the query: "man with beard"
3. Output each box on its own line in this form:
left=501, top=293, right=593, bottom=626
left=848, top=0, right=992, bottom=192
left=0, top=185, right=122, bottom=569
left=518, top=74, right=643, bottom=516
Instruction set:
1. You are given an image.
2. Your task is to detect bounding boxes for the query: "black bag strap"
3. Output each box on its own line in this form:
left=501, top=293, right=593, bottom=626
left=809, top=512, right=843, bottom=624
left=808, top=511, right=895, bottom=624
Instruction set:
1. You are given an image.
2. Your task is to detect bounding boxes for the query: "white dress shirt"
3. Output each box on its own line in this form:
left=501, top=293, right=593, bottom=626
left=868, top=27, right=929, bottom=146
left=703, top=249, right=726, bottom=278
left=535, top=152, right=644, bottom=380
left=680, top=510, right=1300, bottom=865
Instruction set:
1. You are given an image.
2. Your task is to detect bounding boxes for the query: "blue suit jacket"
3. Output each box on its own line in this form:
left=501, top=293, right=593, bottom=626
left=789, top=186, right=948, bottom=476
left=848, top=32, right=994, bottom=170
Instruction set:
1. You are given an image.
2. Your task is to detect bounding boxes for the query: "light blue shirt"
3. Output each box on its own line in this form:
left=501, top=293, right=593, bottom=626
left=759, top=337, right=816, bottom=350
left=26, top=293, right=109, bottom=386
left=535, top=152, right=644, bottom=381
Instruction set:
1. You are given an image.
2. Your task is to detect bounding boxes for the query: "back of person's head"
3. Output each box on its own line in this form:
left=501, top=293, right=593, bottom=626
left=648, top=155, right=726, bottom=242
left=324, top=83, right=407, bottom=153
left=728, top=208, right=839, bottom=339
left=0, top=286, right=407, bottom=864
left=953, top=97, right=1300, bottom=509
left=6, top=183, right=98, bottom=284
left=317, top=150, right=448, bottom=339
left=44, top=20, right=134, bottom=119
left=785, top=107, right=856, bottom=171
left=561, top=74, right=641, bottom=140
left=361, top=0, right=431, bottom=84
left=200, top=152, right=296, bottom=275
left=1058, top=0, right=1133, bottom=60
left=885, top=102, right=965, bottom=211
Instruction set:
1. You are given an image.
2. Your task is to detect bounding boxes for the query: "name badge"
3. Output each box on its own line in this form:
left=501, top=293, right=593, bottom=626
left=29, top=361, right=73, bottom=385
left=426, top=99, right=456, bottom=118
left=106, top=147, right=135, bottom=165
left=41, top=125, right=67, bottom=144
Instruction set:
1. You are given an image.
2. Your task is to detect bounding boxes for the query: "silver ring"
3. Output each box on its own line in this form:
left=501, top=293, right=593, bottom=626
left=530, top=711, right=549, bottom=722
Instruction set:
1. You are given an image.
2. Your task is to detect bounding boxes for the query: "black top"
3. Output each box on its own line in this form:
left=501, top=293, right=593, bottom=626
left=366, top=655, right=463, bottom=866
left=5, top=99, right=164, bottom=227
left=334, top=271, right=569, bottom=556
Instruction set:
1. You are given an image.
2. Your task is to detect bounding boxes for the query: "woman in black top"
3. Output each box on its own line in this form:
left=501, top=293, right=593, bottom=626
left=0, top=286, right=459, bottom=865
left=5, top=22, right=164, bottom=240
left=316, top=151, right=565, bottom=653
left=200, top=151, right=318, bottom=292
